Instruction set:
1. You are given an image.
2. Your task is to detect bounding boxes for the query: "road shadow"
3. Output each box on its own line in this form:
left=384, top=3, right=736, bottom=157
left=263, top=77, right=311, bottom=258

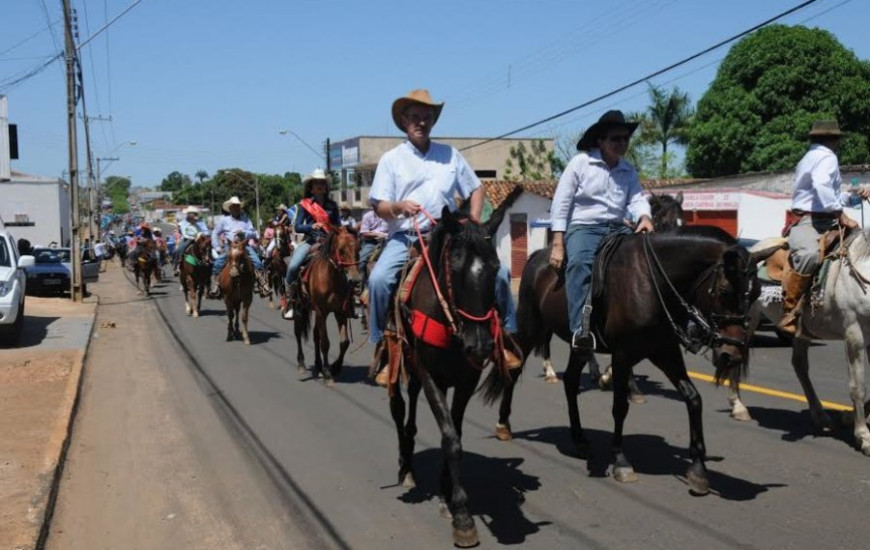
left=1, top=315, right=59, bottom=348
left=246, top=330, right=282, bottom=345
left=745, top=404, right=857, bottom=448
left=510, top=426, right=783, bottom=501
left=396, top=449, right=549, bottom=545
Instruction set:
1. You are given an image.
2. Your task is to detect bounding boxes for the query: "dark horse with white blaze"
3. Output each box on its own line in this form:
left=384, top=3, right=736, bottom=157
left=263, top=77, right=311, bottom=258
left=484, top=226, right=766, bottom=494
left=293, top=226, right=360, bottom=386
left=387, top=207, right=511, bottom=548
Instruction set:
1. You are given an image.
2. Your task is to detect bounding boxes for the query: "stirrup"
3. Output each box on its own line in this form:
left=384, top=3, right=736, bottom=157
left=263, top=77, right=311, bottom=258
left=571, top=329, right=596, bottom=351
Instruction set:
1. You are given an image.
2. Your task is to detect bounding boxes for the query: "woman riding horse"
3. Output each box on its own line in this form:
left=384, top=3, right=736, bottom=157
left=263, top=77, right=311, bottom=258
left=282, top=169, right=340, bottom=320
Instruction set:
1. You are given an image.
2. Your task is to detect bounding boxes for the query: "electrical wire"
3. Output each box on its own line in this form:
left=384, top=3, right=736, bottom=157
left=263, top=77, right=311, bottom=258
left=460, top=0, right=824, bottom=153
left=0, top=19, right=60, bottom=58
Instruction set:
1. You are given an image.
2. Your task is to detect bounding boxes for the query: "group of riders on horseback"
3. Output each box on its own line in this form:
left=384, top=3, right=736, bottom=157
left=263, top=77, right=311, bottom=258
left=113, top=86, right=870, bottom=546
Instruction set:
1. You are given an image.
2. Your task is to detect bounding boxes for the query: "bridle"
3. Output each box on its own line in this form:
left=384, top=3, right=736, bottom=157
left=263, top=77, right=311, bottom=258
left=641, top=233, right=754, bottom=354
left=412, top=210, right=506, bottom=371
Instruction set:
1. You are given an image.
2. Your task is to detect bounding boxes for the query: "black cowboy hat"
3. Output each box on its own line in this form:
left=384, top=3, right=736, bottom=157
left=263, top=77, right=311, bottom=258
left=576, top=110, right=640, bottom=151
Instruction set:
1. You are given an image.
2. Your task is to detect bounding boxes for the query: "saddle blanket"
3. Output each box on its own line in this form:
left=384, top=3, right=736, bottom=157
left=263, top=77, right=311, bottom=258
left=758, top=283, right=782, bottom=307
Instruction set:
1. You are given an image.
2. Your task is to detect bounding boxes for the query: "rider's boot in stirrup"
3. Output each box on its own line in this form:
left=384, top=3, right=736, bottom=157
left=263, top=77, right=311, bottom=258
left=283, top=281, right=297, bottom=320
left=779, top=269, right=813, bottom=335
left=207, top=274, right=221, bottom=299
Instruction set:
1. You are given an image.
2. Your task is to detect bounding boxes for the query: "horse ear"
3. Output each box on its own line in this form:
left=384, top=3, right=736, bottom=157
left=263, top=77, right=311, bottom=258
left=483, top=206, right=507, bottom=239
left=675, top=191, right=684, bottom=205
left=441, top=206, right=461, bottom=233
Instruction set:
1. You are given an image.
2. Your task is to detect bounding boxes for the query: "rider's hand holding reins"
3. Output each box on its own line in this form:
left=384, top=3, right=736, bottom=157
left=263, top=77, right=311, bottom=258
left=392, top=200, right=422, bottom=219
left=635, top=215, right=654, bottom=233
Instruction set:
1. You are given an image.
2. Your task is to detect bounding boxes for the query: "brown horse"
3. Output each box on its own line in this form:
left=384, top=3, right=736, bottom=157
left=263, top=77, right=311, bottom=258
left=219, top=240, right=255, bottom=344
left=294, top=226, right=360, bottom=386
left=179, top=234, right=212, bottom=317
left=132, top=238, right=157, bottom=296
left=265, top=225, right=294, bottom=310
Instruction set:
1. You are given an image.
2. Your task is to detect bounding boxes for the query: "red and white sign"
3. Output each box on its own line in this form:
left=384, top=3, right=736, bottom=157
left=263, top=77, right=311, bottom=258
left=680, top=192, right=740, bottom=211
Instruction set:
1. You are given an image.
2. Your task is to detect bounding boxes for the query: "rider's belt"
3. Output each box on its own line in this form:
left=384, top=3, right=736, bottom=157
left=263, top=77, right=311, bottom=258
left=363, top=237, right=381, bottom=244
left=791, top=209, right=839, bottom=221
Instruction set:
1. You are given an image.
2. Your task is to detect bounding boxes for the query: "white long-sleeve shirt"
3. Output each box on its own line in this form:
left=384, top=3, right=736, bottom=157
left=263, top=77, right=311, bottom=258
left=550, top=150, right=650, bottom=232
left=791, top=144, right=860, bottom=212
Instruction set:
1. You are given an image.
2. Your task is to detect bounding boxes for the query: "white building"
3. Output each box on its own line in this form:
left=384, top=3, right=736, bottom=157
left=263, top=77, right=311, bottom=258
left=0, top=171, right=71, bottom=247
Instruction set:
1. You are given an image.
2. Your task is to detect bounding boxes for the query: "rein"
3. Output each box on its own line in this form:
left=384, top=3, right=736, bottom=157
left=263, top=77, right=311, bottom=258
left=641, top=233, right=748, bottom=353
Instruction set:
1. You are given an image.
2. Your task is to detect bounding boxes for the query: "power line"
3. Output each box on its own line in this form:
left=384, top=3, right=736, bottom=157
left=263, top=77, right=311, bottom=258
left=460, top=0, right=824, bottom=152
left=0, top=18, right=60, bottom=58
left=80, top=0, right=111, bottom=151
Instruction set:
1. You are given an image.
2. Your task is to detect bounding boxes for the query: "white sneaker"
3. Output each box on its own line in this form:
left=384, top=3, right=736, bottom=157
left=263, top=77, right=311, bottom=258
left=283, top=308, right=294, bottom=320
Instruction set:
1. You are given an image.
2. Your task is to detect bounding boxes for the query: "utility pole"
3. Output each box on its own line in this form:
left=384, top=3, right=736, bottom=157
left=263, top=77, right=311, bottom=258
left=63, top=0, right=83, bottom=302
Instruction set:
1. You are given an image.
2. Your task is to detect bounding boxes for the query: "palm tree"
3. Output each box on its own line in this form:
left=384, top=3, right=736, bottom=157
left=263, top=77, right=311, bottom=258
left=644, top=85, right=693, bottom=178
left=195, top=170, right=209, bottom=185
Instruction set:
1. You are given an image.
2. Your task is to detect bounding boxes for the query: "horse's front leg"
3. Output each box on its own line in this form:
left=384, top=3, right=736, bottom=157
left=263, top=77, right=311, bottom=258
left=650, top=345, right=709, bottom=494
left=542, top=335, right=558, bottom=384
left=294, top=320, right=307, bottom=377
left=417, top=364, right=477, bottom=548
left=495, top=367, right=523, bottom=441
left=240, top=299, right=251, bottom=345
left=330, top=314, right=350, bottom=378
left=844, top=323, right=870, bottom=455
left=728, top=383, right=752, bottom=421
left=609, top=350, right=639, bottom=484
left=792, top=337, right=836, bottom=432
left=390, top=372, right=420, bottom=488
left=563, top=349, right=591, bottom=457
left=225, top=302, right=235, bottom=341
left=135, top=270, right=143, bottom=295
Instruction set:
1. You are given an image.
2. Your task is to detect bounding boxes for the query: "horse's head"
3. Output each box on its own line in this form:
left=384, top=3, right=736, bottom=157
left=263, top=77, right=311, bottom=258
left=702, top=242, right=763, bottom=383
left=325, top=226, right=361, bottom=284
left=193, top=233, right=212, bottom=260
left=649, top=192, right=684, bottom=230
left=431, top=206, right=503, bottom=364
left=227, top=240, right=248, bottom=278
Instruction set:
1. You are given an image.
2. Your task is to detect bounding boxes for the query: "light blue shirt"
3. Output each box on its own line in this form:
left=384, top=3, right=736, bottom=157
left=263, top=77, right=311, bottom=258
left=179, top=219, right=209, bottom=239
left=370, top=141, right=480, bottom=235
left=211, top=214, right=258, bottom=252
left=550, top=150, right=651, bottom=232
left=791, top=144, right=859, bottom=212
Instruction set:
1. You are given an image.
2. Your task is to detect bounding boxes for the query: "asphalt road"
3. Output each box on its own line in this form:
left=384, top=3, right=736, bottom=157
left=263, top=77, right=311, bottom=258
left=149, top=272, right=870, bottom=550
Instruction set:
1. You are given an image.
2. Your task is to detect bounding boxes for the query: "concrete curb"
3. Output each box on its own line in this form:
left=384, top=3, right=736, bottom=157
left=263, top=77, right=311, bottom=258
left=27, top=300, right=98, bottom=550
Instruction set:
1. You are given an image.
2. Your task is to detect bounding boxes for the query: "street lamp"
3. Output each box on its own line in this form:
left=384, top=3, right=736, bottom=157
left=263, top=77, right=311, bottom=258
left=278, top=129, right=326, bottom=161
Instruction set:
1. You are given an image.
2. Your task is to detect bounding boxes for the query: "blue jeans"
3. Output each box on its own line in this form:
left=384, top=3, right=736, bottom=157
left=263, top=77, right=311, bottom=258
left=212, top=245, right=263, bottom=275
left=564, top=223, right=631, bottom=333
left=367, top=233, right=516, bottom=344
left=284, top=241, right=311, bottom=285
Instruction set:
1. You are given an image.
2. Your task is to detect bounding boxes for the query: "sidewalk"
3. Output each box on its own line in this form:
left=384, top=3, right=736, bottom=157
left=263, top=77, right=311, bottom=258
left=0, top=294, right=97, bottom=550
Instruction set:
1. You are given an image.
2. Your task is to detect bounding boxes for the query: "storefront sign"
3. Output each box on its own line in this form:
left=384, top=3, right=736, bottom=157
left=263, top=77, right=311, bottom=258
left=680, top=192, right=740, bottom=210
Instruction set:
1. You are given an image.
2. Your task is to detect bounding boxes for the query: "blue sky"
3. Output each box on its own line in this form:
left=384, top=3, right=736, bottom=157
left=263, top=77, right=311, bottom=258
left=2, top=0, right=867, bottom=187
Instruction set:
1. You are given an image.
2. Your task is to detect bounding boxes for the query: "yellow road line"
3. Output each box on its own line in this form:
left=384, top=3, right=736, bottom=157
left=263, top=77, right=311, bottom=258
left=687, top=370, right=854, bottom=412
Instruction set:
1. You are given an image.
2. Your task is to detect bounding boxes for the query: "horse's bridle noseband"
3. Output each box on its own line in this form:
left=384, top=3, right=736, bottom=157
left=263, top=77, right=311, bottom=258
left=642, top=233, right=754, bottom=353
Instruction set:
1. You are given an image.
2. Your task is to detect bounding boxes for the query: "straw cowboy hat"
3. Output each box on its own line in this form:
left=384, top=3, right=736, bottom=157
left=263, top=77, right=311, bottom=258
left=339, top=202, right=351, bottom=211
left=809, top=119, right=843, bottom=137
left=302, top=168, right=331, bottom=196
left=152, top=227, right=162, bottom=234
left=277, top=203, right=289, bottom=211
left=182, top=205, right=200, bottom=215
left=391, top=89, right=444, bottom=132
left=222, top=196, right=244, bottom=211
left=576, top=110, right=640, bottom=151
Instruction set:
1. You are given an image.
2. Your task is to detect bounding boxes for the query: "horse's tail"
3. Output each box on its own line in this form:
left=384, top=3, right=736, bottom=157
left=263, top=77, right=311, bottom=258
left=481, top=249, right=550, bottom=405
left=295, top=291, right=311, bottom=342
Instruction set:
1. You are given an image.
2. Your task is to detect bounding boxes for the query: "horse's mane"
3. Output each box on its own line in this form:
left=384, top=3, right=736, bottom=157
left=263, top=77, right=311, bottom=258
left=318, top=229, right=337, bottom=260
left=669, top=225, right=738, bottom=246
left=428, top=216, right=496, bottom=273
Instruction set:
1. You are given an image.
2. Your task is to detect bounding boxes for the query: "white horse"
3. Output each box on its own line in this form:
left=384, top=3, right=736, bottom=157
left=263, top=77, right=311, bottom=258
left=730, top=234, right=870, bottom=455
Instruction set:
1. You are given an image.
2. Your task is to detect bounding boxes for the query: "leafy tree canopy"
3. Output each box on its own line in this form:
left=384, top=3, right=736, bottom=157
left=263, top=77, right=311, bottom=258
left=504, top=139, right=563, bottom=181
left=159, top=170, right=192, bottom=192
left=686, top=25, right=870, bottom=177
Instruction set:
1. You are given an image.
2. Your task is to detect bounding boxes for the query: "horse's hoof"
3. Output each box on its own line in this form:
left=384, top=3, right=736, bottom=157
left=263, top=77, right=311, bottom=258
left=576, top=439, right=591, bottom=460
left=544, top=374, right=559, bottom=384
left=495, top=423, right=512, bottom=442
left=598, top=376, right=612, bottom=391
left=243, top=338, right=251, bottom=345
left=629, top=392, right=647, bottom=404
left=324, top=378, right=335, bottom=388
left=687, top=469, right=710, bottom=495
left=731, top=408, right=752, bottom=422
left=137, top=291, right=144, bottom=296
left=612, top=466, right=638, bottom=483
left=401, top=472, right=416, bottom=488
left=297, top=365, right=307, bottom=376
left=193, top=311, right=199, bottom=319
left=453, top=526, right=479, bottom=548
left=860, top=441, right=870, bottom=456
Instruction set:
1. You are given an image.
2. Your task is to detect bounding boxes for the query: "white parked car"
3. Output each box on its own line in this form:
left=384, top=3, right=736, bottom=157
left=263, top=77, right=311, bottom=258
left=0, top=228, right=36, bottom=345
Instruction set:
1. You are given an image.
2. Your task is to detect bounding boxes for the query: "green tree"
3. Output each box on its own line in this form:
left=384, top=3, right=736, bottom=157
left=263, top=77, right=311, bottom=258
left=687, top=25, right=870, bottom=177
left=102, top=175, right=132, bottom=214
left=642, top=85, right=693, bottom=178
left=504, top=139, right=561, bottom=181
left=159, top=171, right=192, bottom=192
left=195, top=170, right=209, bottom=185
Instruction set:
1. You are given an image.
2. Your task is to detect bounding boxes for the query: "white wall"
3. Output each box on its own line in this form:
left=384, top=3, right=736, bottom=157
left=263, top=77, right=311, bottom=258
left=0, top=181, right=67, bottom=246
left=494, top=193, right=551, bottom=272
left=737, top=194, right=792, bottom=240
